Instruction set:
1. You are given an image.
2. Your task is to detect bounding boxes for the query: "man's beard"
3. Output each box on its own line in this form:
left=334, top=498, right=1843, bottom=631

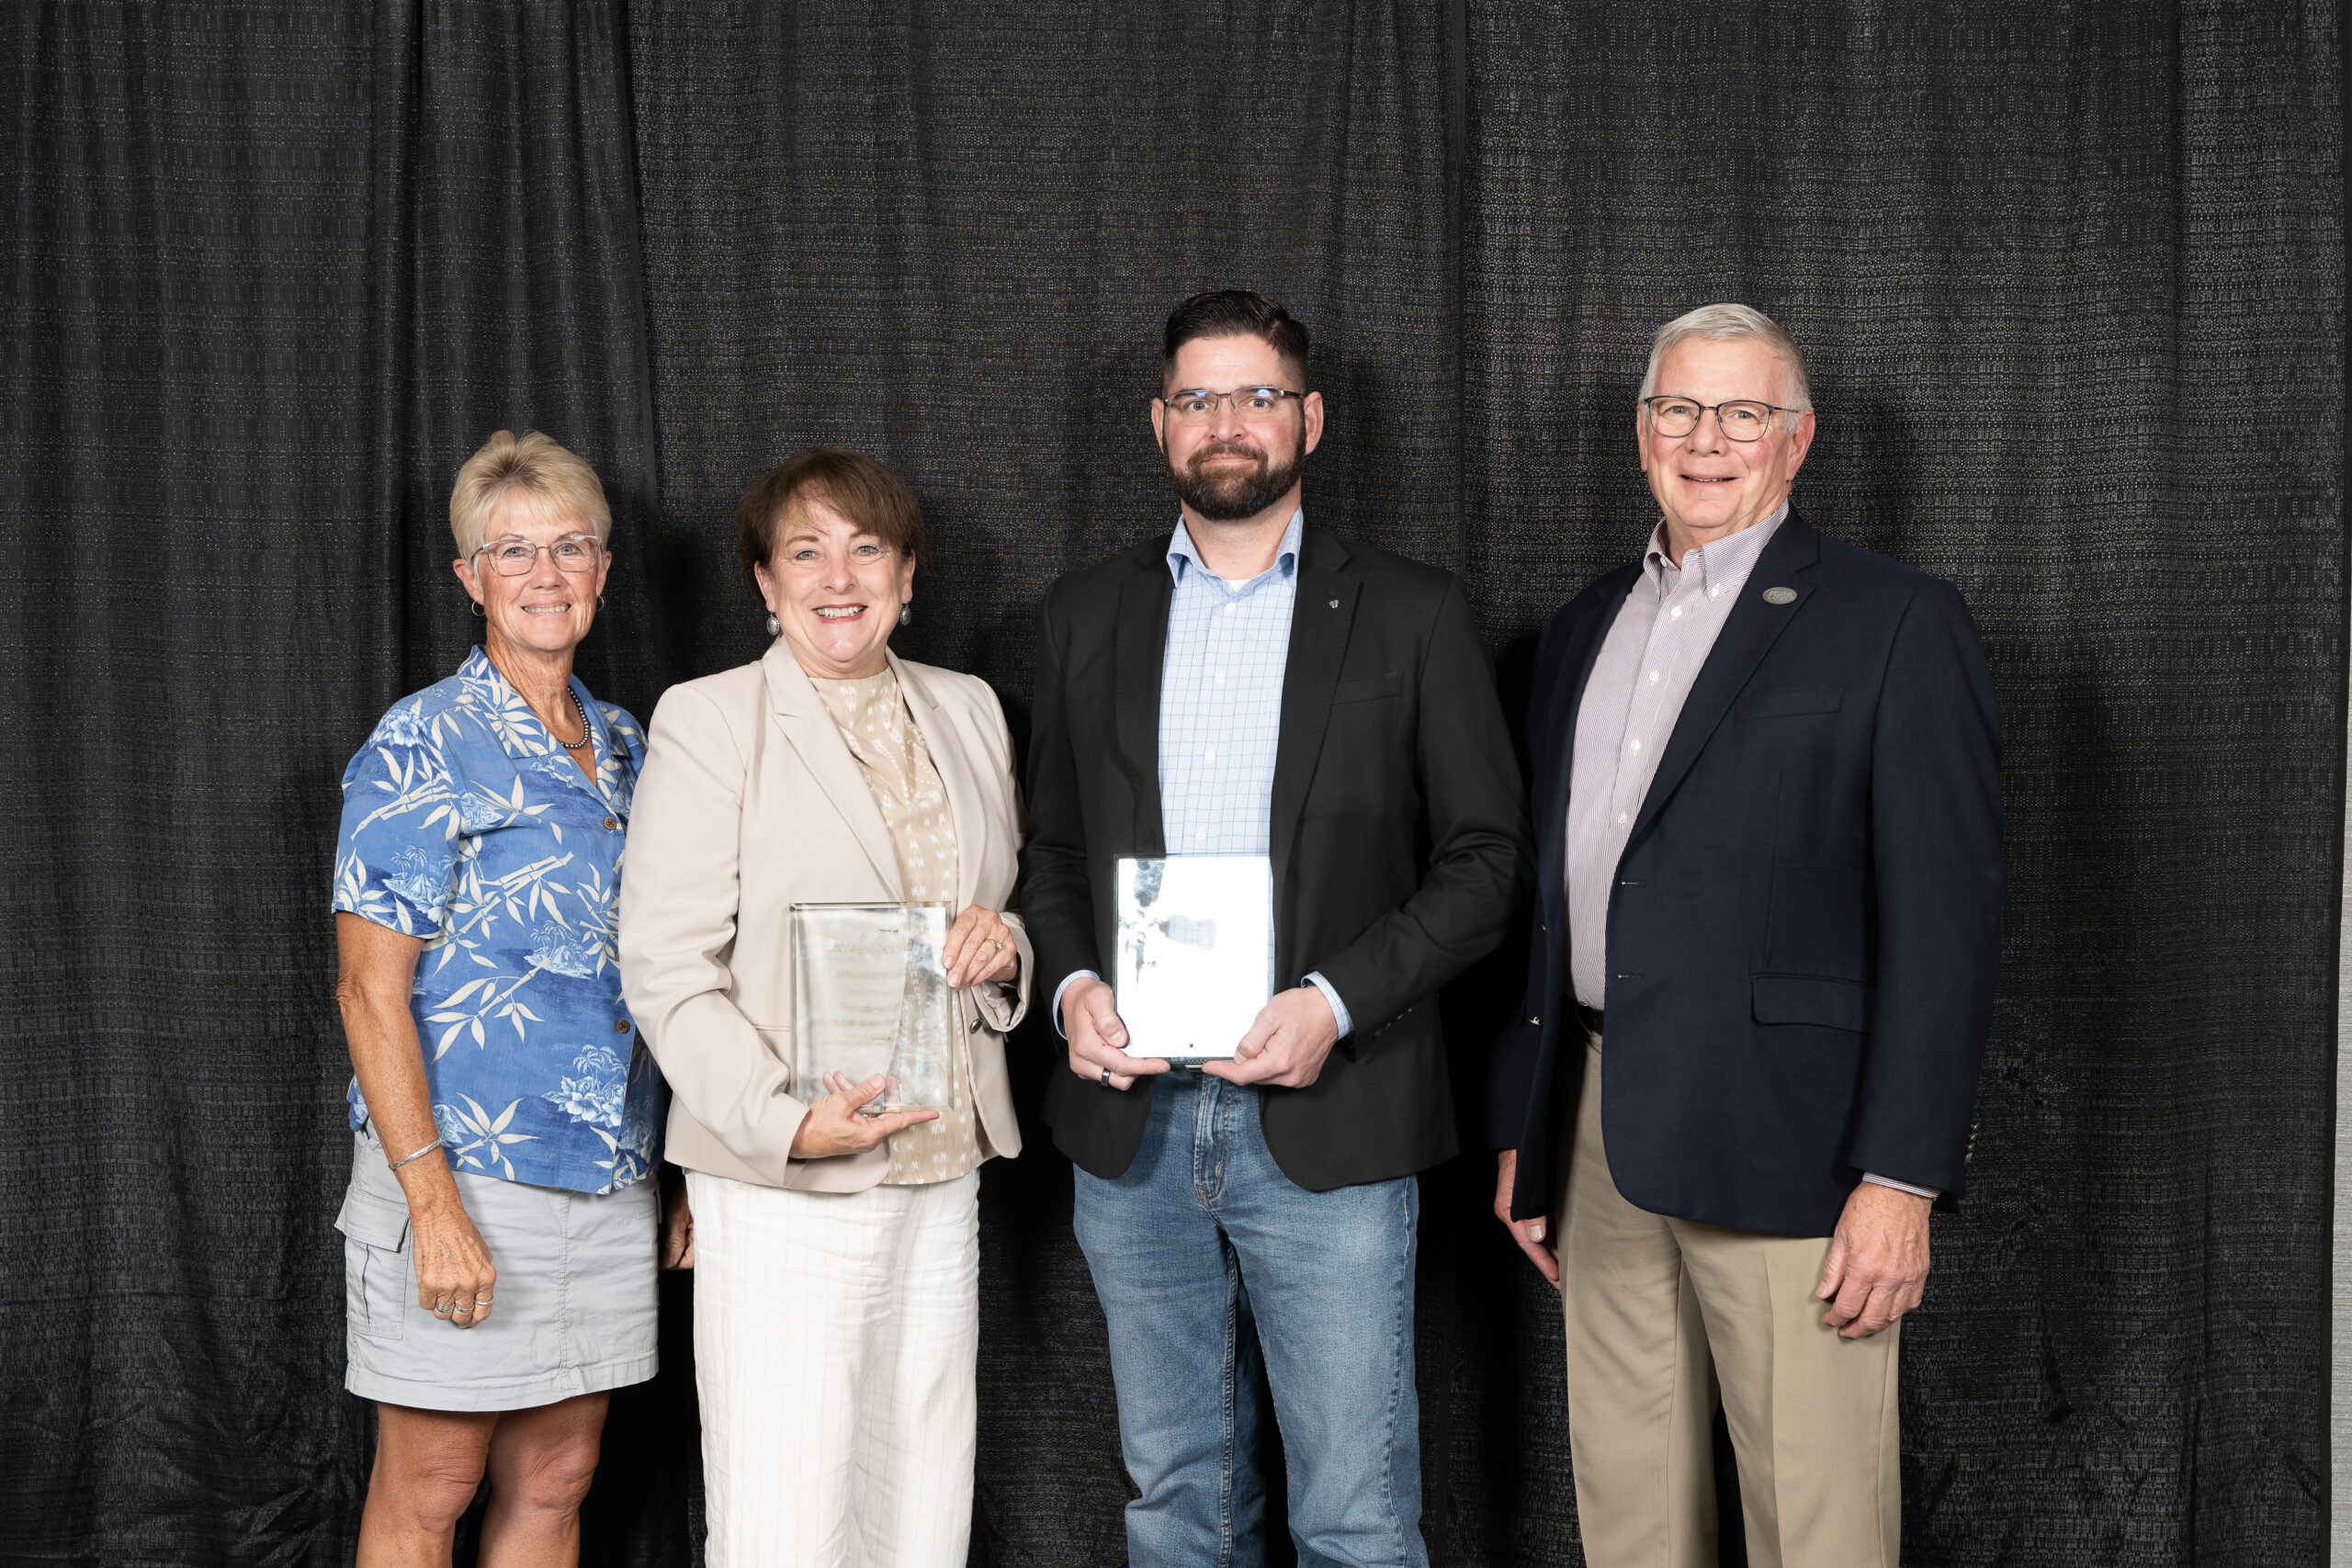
left=1169, top=427, right=1307, bottom=523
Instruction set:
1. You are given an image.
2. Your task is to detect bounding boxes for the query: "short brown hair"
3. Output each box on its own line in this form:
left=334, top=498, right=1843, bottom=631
left=735, top=448, right=927, bottom=594
left=450, top=430, right=612, bottom=556
left=1163, top=288, right=1310, bottom=390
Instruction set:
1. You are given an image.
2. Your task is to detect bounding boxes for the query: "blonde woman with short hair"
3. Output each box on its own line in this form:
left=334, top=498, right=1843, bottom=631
left=332, top=430, right=671, bottom=1566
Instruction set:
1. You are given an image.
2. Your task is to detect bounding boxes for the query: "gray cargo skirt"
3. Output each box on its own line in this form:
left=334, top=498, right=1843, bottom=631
left=337, top=1131, right=659, bottom=1412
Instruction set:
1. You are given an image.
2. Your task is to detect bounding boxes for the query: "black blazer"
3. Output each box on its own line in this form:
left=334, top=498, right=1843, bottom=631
left=1021, top=525, right=1532, bottom=1191
left=1491, top=511, right=2003, bottom=1237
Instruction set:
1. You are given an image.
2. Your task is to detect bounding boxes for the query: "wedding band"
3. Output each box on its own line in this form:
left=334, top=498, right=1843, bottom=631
left=433, top=1303, right=454, bottom=1314
left=1100, top=1066, right=1113, bottom=1086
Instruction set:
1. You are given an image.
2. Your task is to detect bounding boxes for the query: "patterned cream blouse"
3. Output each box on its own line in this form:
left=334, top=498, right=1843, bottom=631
left=809, top=667, right=990, bottom=1184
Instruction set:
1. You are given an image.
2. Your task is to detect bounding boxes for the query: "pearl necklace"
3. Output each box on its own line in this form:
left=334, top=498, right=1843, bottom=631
left=555, top=690, right=593, bottom=750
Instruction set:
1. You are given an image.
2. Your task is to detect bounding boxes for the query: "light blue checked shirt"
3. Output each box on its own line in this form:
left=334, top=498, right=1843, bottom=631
left=1053, top=511, right=1352, bottom=1040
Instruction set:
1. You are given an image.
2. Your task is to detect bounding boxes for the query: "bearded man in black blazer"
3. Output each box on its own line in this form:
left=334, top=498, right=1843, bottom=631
left=1022, top=289, right=1529, bottom=1566
left=1488, top=305, right=2003, bottom=1568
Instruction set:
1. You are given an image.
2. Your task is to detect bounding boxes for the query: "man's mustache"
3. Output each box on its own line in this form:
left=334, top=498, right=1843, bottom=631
left=1189, top=444, right=1266, bottom=467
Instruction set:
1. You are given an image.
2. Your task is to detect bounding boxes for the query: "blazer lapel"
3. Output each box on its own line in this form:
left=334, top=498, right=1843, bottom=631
left=1270, top=530, right=1357, bottom=894
left=1113, top=558, right=1173, bottom=856
left=763, top=642, right=904, bottom=896
left=891, top=653, right=988, bottom=909
left=1630, top=514, right=1823, bottom=841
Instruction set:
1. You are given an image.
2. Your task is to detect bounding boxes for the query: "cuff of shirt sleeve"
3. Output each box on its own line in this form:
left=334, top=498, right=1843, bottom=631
left=1303, top=973, right=1351, bottom=1038
left=1049, top=971, right=1100, bottom=1039
left=1861, top=1171, right=1941, bottom=1201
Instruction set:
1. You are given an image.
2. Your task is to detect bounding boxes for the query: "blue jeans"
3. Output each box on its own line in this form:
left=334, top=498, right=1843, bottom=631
left=1072, top=1071, right=1428, bottom=1568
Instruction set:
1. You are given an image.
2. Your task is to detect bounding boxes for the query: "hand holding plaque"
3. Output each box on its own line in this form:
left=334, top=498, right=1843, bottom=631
left=1112, top=856, right=1274, bottom=1061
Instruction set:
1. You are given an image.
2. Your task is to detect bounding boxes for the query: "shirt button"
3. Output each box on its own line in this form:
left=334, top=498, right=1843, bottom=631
left=1669, top=606, right=1683, bottom=619
left=604, top=816, right=618, bottom=830
left=614, top=1019, right=631, bottom=1033
left=1627, top=739, right=1641, bottom=752
left=1648, top=671, right=1660, bottom=683
left=1204, top=749, right=1216, bottom=761
left=1616, top=812, right=1628, bottom=826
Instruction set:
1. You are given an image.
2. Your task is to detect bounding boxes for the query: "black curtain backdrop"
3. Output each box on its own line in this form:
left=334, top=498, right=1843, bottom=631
left=0, top=3, right=2338, bottom=1566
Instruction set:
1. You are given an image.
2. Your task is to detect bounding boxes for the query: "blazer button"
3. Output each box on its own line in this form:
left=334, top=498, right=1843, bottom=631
left=614, top=1019, right=631, bottom=1033
left=604, top=816, right=619, bottom=830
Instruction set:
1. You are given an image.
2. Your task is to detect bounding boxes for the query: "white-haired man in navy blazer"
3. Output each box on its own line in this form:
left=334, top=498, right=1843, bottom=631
left=1488, top=304, right=2003, bottom=1567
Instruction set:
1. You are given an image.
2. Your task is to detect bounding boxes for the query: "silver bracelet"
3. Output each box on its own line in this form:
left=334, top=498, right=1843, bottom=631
left=386, top=1137, right=443, bottom=1171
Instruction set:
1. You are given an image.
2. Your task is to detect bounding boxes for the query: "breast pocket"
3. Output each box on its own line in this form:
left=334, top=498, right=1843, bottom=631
left=336, top=1183, right=413, bottom=1342
left=1332, top=671, right=1403, bottom=705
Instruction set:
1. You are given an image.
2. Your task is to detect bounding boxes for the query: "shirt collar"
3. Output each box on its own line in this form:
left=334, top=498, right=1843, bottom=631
left=460, top=644, right=614, bottom=802
left=1643, top=501, right=1789, bottom=596
left=1168, top=509, right=1304, bottom=588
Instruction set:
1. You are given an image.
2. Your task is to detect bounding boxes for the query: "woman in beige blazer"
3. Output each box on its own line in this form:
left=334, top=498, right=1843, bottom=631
left=617, top=449, right=1030, bottom=1567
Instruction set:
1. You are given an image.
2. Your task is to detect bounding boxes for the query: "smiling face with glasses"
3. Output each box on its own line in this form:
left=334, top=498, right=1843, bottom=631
left=454, top=497, right=612, bottom=664
left=1637, top=335, right=1816, bottom=558
left=1151, top=333, right=1325, bottom=534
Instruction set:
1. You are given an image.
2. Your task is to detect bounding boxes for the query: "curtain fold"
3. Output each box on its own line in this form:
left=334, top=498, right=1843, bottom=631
left=1460, top=3, right=2343, bottom=1562
left=625, top=7, right=1459, bottom=1558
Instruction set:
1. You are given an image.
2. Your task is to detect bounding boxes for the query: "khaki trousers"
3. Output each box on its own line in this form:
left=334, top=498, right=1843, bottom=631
left=1557, top=1035, right=1899, bottom=1568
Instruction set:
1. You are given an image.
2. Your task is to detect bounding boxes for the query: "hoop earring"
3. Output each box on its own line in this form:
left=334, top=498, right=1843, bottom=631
left=898, top=604, right=913, bottom=627
left=597, top=594, right=605, bottom=610
left=764, top=613, right=781, bottom=637
left=469, top=599, right=484, bottom=619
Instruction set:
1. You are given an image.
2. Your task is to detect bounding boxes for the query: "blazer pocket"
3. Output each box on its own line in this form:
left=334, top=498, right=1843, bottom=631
left=1744, top=687, right=1842, bottom=718
left=1751, top=974, right=1868, bottom=1032
left=1332, top=671, right=1404, bottom=705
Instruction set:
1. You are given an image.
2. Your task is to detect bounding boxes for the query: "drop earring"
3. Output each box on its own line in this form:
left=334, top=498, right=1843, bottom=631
left=764, top=613, right=781, bottom=637
left=898, top=604, right=913, bottom=627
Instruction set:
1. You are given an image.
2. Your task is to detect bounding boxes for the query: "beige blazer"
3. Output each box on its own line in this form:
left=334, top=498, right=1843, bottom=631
left=617, top=643, right=1031, bottom=1192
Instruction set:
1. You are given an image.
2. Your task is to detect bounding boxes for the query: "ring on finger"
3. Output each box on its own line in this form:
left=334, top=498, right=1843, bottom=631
left=1100, top=1065, right=1113, bottom=1087
left=433, top=1302, right=454, bottom=1314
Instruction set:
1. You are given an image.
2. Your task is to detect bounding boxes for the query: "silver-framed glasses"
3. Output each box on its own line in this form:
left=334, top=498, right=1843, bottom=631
left=473, top=534, right=605, bottom=575
left=1159, top=387, right=1308, bottom=423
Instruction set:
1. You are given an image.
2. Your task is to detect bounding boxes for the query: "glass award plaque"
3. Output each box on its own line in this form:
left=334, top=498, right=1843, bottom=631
left=790, top=901, right=955, bottom=1113
left=1113, top=855, right=1274, bottom=1061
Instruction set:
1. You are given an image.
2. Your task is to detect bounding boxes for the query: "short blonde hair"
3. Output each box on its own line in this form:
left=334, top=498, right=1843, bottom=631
left=449, top=430, right=613, bottom=557
left=1638, top=303, right=1813, bottom=411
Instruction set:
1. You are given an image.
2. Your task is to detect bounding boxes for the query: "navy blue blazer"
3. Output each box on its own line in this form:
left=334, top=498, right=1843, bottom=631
left=1491, top=510, right=2003, bottom=1237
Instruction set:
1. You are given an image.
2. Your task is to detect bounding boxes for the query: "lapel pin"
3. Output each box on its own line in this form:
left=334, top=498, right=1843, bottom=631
left=1762, top=586, right=1797, bottom=605
left=1329, top=599, right=1340, bottom=608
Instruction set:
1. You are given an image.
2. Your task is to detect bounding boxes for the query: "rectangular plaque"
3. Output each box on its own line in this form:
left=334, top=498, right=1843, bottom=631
left=1113, top=855, right=1274, bottom=1061
left=790, top=901, right=956, bottom=1113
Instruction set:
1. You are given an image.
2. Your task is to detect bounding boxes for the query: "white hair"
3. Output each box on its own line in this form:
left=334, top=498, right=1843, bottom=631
left=1637, top=303, right=1813, bottom=411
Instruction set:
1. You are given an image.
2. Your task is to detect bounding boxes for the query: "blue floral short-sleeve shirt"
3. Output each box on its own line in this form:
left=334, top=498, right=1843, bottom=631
left=333, top=647, right=664, bottom=1194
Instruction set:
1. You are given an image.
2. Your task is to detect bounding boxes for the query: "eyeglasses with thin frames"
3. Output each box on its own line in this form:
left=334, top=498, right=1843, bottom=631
left=1159, top=387, right=1309, bottom=423
left=1640, top=396, right=1798, bottom=443
left=473, top=535, right=605, bottom=576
